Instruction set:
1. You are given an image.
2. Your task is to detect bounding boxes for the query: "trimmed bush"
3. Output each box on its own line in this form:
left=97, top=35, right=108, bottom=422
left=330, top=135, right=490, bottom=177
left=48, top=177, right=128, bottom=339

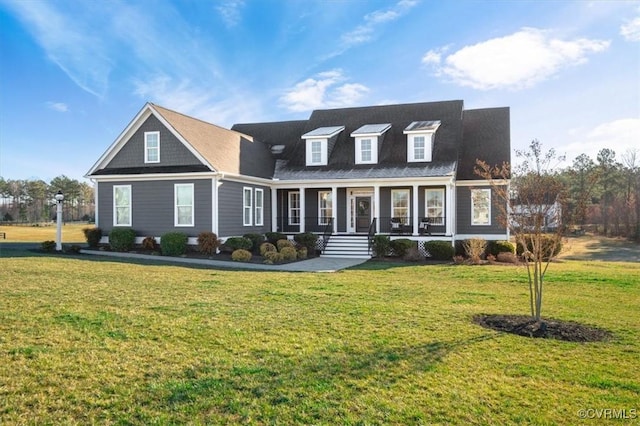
left=259, top=242, right=277, bottom=256
left=109, top=228, right=136, bottom=252
left=263, top=251, right=283, bottom=264
left=293, top=232, right=318, bottom=253
left=297, top=246, right=308, bottom=260
left=197, top=232, right=220, bottom=256
left=224, top=237, right=253, bottom=251
left=487, top=240, right=515, bottom=256
left=390, top=238, right=414, bottom=257
left=276, top=239, right=294, bottom=251
left=41, top=240, right=56, bottom=252
left=372, top=235, right=391, bottom=258
left=243, top=233, right=265, bottom=253
left=83, top=227, right=102, bottom=248
left=161, top=232, right=188, bottom=256
left=424, top=240, right=455, bottom=261
left=265, top=232, right=287, bottom=245
left=231, top=249, right=252, bottom=262
left=141, top=236, right=159, bottom=251
left=403, top=246, right=424, bottom=262
left=497, top=252, right=518, bottom=264
left=66, top=244, right=82, bottom=254
left=280, top=246, right=297, bottom=262
left=516, top=234, right=562, bottom=260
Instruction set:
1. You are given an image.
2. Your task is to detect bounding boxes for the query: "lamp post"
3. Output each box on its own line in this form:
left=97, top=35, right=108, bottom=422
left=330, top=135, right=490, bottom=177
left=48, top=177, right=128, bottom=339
left=55, top=190, right=64, bottom=251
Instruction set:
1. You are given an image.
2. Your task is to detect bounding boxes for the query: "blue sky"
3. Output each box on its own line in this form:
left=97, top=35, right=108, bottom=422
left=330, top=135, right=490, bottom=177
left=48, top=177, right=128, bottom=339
left=1, top=0, right=638, bottom=182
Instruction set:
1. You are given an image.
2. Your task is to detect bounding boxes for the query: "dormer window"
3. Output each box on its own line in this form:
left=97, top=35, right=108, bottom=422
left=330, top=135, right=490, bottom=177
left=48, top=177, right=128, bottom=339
left=404, top=121, right=440, bottom=163
left=351, top=123, right=390, bottom=165
left=144, top=131, right=160, bottom=163
left=302, top=126, right=344, bottom=166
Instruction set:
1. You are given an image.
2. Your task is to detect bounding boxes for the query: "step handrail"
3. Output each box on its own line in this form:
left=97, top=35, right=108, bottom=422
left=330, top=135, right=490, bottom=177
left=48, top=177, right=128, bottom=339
left=367, top=217, right=377, bottom=254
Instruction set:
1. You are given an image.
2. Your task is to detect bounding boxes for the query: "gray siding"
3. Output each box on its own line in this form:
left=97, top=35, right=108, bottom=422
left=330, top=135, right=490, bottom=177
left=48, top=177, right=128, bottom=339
left=97, top=179, right=212, bottom=237
left=217, top=180, right=271, bottom=237
left=456, top=186, right=506, bottom=235
left=106, top=115, right=203, bottom=169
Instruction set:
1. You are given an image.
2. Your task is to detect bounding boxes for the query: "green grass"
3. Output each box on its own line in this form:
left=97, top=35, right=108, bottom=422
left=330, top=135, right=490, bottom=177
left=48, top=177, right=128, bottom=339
left=0, top=222, right=89, bottom=242
left=1, top=255, right=639, bottom=424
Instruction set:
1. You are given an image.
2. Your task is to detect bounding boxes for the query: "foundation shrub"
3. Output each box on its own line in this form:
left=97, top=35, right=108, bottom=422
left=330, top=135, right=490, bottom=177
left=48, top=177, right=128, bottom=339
left=390, top=238, right=414, bottom=257
left=276, top=239, right=294, bottom=251
left=160, top=232, right=187, bottom=256
left=372, top=235, right=391, bottom=258
left=263, top=251, right=283, bottom=264
left=231, top=249, right=252, bottom=262
left=259, top=242, right=277, bottom=256
left=109, top=228, right=136, bottom=252
left=280, top=246, right=298, bottom=261
left=41, top=240, right=56, bottom=252
left=462, top=238, right=487, bottom=264
left=243, top=233, right=265, bottom=253
left=497, top=252, right=519, bottom=264
left=224, top=237, right=253, bottom=251
left=297, top=246, right=308, bottom=260
left=197, top=232, right=220, bottom=256
left=487, top=240, right=516, bottom=256
left=141, top=236, right=159, bottom=251
left=265, top=232, right=286, bottom=245
left=293, top=232, right=318, bottom=253
left=424, top=240, right=455, bottom=261
left=403, top=246, right=424, bottom=262
left=83, top=227, right=102, bottom=248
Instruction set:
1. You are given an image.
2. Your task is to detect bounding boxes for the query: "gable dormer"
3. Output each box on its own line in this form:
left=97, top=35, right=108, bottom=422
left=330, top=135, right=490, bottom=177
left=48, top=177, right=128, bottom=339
left=403, top=120, right=441, bottom=162
left=350, top=123, right=391, bottom=165
left=301, top=126, right=344, bottom=166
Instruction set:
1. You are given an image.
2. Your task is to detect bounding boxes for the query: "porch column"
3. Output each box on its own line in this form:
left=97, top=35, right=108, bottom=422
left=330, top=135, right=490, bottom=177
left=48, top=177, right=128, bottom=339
left=271, top=187, right=277, bottom=232
left=373, top=184, right=380, bottom=233
left=299, top=187, right=305, bottom=233
left=331, top=186, right=338, bottom=233
left=413, top=184, right=419, bottom=235
left=446, top=181, right=455, bottom=236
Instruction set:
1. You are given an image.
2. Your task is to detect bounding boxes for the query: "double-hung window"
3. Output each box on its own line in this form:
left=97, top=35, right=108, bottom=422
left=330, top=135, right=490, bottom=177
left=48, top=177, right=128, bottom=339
left=255, top=189, right=264, bottom=226
left=318, top=191, right=332, bottom=225
left=288, top=192, right=300, bottom=225
left=144, top=131, right=160, bottom=163
left=243, top=187, right=253, bottom=226
left=425, top=188, right=445, bottom=225
left=175, top=183, right=194, bottom=226
left=391, top=189, right=410, bottom=223
left=113, top=185, right=132, bottom=226
left=471, top=188, right=491, bottom=225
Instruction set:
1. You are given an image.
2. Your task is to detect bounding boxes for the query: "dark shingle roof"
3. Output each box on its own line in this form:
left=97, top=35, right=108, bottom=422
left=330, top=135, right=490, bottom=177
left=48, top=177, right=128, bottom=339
left=274, top=161, right=457, bottom=181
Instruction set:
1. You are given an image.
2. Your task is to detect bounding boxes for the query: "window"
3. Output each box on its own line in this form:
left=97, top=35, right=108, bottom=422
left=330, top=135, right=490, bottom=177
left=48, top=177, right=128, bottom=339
left=425, top=188, right=445, bottom=225
left=306, top=140, right=327, bottom=166
left=355, top=137, right=377, bottom=164
left=408, top=134, right=431, bottom=162
left=113, top=185, right=132, bottom=226
left=175, top=184, right=194, bottom=226
left=144, top=131, right=160, bottom=163
left=288, top=192, right=300, bottom=225
left=471, top=188, right=491, bottom=225
left=318, top=191, right=332, bottom=225
left=255, top=189, right=264, bottom=226
left=243, top=187, right=253, bottom=226
left=391, top=189, right=410, bottom=223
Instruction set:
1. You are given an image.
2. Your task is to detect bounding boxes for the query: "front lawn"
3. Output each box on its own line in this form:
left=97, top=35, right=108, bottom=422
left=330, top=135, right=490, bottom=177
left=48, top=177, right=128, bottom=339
left=1, top=254, right=638, bottom=424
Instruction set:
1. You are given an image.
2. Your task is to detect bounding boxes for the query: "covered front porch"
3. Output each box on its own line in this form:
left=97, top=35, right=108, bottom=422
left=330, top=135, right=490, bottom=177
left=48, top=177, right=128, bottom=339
left=271, top=179, right=455, bottom=237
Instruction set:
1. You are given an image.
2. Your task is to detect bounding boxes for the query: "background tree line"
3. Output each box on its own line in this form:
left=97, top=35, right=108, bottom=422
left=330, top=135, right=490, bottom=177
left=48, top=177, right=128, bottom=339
left=0, top=175, right=94, bottom=223
left=561, top=148, right=640, bottom=240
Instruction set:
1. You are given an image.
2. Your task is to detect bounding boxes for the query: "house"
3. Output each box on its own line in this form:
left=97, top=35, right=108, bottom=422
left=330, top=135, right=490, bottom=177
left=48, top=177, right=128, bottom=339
left=86, top=100, right=510, bottom=257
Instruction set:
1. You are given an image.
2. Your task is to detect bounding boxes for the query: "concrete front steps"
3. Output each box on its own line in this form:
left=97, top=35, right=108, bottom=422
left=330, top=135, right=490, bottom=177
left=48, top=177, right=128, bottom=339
left=321, top=235, right=372, bottom=259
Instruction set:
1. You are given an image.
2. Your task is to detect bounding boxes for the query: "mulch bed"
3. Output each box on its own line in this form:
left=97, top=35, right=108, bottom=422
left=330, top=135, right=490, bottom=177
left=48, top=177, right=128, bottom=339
left=473, top=314, right=612, bottom=342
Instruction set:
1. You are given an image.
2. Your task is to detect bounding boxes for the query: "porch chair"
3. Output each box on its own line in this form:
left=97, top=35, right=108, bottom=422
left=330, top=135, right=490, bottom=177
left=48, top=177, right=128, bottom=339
left=419, top=217, right=431, bottom=235
left=390, top=217, right=405, bottom=235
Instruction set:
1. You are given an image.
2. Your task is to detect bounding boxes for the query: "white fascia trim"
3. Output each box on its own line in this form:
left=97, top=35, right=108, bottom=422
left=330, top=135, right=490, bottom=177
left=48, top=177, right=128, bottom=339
left=86, top=104, right=153, bottom=176
left=90, top=172, right=220, bottom=182
left=457, top=179, right=509, bottom=187
left=216, top=172, right=274, bottom=185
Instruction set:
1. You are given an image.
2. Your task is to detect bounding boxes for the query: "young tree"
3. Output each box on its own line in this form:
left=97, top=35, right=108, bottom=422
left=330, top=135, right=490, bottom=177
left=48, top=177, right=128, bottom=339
left=476, top=140, right=568, bottom=321
left=596, top=148, right=618, bottom=236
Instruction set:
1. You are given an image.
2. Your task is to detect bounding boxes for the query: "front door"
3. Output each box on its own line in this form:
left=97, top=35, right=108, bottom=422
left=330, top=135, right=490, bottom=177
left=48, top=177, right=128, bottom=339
left=355, top=196, right=371, bottom=232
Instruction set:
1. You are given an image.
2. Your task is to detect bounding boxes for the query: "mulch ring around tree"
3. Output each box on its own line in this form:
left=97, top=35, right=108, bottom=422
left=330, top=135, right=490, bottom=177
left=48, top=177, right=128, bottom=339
left=473, top=314, right=612, bottom=343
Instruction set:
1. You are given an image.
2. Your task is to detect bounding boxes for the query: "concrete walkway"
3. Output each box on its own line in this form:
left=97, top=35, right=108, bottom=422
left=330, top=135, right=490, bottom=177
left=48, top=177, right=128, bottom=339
left=79, top=249, right=368, bottom=272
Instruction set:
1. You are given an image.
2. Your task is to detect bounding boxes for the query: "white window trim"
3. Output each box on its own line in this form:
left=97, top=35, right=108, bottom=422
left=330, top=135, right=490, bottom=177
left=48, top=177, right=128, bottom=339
left=113, top=185, right=132, bottom=227
left=355, top=137, right=377, bottom=164
left=471, top=188, right=492, bottom=226
left=288, top=191, right=300, bottom=225
left=391, top=189, right=410, bottom=222
left=306, top=139, right=327, bottom=166
left=174, top=183, right=194, bottom=227
left=243, top=187, right=253, bottom=226
left=407, top=134, right=432, bottom=162
left=318, top=191, right=333, bottom=225
left=425, top=188, right=445, bottom=226
left=144, top=131, right=160, bottom=164
left=255, top=188, right=264, bottom=226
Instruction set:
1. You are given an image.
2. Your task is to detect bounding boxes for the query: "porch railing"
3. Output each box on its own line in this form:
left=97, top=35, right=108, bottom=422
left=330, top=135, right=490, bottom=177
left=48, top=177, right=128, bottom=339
left=367, top=217, right=377, bottom=255
left=379, top=216, right=446, bottom=235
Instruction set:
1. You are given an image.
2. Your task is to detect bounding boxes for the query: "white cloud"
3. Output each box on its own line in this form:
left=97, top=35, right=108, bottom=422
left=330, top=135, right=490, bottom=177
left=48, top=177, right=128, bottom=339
left=424, top=28, right=609, bottom=90
left=620, top=16, right=640, bottom=42
left=216, top=0, right=245, bottom=28
left=46, top=102, right=69, bottom=112
left=280, top=70, right=369, bottom=112
left=421, top=47, right=448, bottom=65
left=564, top=118, right=640, bottom=162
